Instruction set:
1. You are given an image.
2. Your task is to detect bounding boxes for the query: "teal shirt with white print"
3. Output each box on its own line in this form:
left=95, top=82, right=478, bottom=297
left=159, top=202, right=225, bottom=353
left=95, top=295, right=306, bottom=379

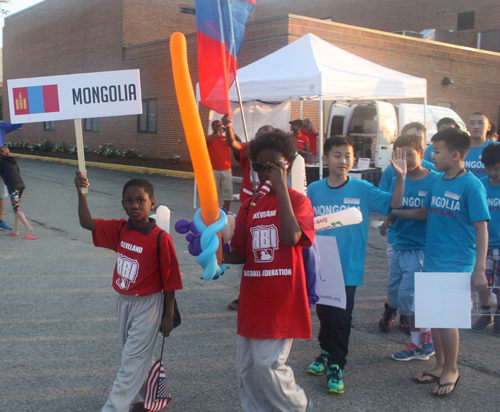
left=308, top=177, right=392, bottom=286
left=423, top=172, right=490, bottom=273
left=480, top=176, right=500, bottom=250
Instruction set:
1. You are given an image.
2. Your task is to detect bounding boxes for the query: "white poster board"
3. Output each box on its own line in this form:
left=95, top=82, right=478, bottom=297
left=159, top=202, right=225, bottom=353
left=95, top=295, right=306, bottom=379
left=415, top=272, right=471, bottom=329
left=316, top=236, right=346, bottom=309
left=8, top=69, right=142, bottom=123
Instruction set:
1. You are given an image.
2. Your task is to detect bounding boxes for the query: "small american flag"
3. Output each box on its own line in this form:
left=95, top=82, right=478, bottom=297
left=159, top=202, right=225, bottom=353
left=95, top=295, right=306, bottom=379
left=144, top=359, right=172, bottom=411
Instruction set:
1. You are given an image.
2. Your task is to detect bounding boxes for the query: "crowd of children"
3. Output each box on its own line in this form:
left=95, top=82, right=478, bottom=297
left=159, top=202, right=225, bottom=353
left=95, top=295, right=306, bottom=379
left=12, top=109, right=490, bottom=411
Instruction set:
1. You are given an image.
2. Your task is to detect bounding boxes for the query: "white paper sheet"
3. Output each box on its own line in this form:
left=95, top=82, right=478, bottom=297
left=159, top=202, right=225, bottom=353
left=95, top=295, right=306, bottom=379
left=415, top=272, right=471, bottom=329
left=316, top=236, right=346, bottom=309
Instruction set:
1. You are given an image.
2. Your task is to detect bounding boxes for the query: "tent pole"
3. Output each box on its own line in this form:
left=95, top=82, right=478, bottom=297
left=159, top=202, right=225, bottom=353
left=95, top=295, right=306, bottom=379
left=300, top=98, right=303, bottom=119
left=319, top=95, right=324, bottom=180
left=235, top=76, right=249, bottom=142
left=423, top=96, right=428, bottom=146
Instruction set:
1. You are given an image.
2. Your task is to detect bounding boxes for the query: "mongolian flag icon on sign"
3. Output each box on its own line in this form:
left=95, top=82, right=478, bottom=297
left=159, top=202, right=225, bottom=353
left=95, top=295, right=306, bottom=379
left=13, top=84, right=60, bottom=116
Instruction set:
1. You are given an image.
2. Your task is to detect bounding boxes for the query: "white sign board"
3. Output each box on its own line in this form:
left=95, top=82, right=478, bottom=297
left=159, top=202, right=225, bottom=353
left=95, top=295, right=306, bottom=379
left=316, top=236, right=346, bottom=309
left=415, top=272, right=471, bottom=329
left=8, top=69, right=142, bottom=123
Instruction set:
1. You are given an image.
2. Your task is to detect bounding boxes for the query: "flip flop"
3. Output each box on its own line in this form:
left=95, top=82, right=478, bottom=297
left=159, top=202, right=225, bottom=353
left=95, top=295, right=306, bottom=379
left=414, top=372, right=440, bottom=384
left=22, top=235, right=37, bottom=240
left=8, top=232, right=20, bottom=237
left=434, top=375, right=460, bottom=396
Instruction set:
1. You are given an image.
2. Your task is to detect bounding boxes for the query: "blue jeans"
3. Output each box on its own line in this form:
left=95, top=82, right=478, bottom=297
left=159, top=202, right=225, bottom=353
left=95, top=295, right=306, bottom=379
left=388, top=249, right=424, bottom=315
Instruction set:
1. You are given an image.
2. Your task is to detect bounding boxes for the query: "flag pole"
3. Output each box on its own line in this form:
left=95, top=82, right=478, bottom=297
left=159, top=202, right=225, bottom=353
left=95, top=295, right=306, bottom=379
left=74, top=119, right=88, bottom=194
left=234, top=76, right=249, bottom=142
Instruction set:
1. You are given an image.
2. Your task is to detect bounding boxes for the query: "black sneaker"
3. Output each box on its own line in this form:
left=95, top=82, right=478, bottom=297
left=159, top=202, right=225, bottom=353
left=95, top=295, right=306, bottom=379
left=492, top=312, right=500, bottom=336
left=379, top=303, right=398, bottom=332
left=471, top=314, right=493, bottom=332
left=228, top=298, right=239, bottom=310
left=399, top=315, right=410, bottom=335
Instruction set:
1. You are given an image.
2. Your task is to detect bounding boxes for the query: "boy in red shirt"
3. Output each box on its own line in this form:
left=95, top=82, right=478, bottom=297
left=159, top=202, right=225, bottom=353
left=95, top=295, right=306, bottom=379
left=75, top=173, right=182, bottom=412
left=224, top=130, right=315, bottom=412
left=290, top=119, right=310, bottom=159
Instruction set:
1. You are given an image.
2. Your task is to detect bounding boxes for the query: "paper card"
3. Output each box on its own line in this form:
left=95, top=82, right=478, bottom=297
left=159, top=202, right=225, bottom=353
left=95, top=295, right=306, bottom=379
left=347, top=172, right=362, bottom=180
left=357, top=158, right=370, bottom=170
left=8, top=69, right=142, bottom=123
left=316, top=236, right=346, bottom=309
left=415, top=272, right=471, bottom=329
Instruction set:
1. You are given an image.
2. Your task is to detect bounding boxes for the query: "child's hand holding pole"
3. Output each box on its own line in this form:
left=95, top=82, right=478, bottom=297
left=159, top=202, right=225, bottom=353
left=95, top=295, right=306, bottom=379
left=75, top=171, right=95, bottom=231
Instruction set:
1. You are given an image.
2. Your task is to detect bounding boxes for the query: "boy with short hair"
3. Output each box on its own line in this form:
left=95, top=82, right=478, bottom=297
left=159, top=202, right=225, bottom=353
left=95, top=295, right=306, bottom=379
left=465, top=112, right=499, bottom=177
left=378, top=122, right=436, bottom=334
left=75, top=172, right=183, bottom=412
left=307, top=136, right=406, bottom=393
left=380, top=134, right=439, bottom=361
left=423, top=117, right=459, bottom=162
left=472, top=143, right=500, bottom=335
left=390, top=128, right=489, bottom=395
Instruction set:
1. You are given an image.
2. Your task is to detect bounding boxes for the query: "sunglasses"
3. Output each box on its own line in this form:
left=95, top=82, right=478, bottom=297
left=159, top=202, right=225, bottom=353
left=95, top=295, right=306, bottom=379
left=251, top=160, right=290, bottom=173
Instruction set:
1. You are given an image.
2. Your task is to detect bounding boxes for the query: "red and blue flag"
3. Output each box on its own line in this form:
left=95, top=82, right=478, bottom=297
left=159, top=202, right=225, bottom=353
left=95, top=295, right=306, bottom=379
left=195, top=0, right=256, bottom=114
left=12, top=85, right=60, bottom=116
left=144, top=359, right=172, bottom=411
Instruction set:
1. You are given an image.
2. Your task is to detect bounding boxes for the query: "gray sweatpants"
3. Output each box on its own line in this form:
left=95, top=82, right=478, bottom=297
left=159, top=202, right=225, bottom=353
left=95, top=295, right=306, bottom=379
left=237, top=336, right=308, bottom=412
left=102, top=292, right=164, bottom=412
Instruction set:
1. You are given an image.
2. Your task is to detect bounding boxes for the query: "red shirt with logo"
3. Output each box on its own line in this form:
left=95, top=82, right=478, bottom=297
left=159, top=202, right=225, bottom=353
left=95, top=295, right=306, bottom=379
left=92, top=219, right=183, bottom=295
left=235, top=143, right=258, bottom=204
left=231, top=189, right=315, bottom=339
left=301, top=127, right=317, bottom=154
left=294, top=132, right=310, bottom=151
left=207, top=134, right=231, bottom=170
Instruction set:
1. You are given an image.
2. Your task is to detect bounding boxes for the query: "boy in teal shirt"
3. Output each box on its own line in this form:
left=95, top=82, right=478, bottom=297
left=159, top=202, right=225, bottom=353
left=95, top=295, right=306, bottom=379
left=391, top=128, right=489, bottom=396
left=472, top=143, right=500, bottom=335
left=381, top=134, right=439, bottom=361
left=307, top=136, right=406, bottom=393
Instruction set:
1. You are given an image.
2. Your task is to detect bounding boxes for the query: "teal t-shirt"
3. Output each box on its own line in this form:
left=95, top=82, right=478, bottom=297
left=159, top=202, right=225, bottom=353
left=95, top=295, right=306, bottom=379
left=464, top=140, right=499, bottom=178
left=480, top=176, right=500, bottom=250
left=390, top=170, right=439, bottom=250
left=423, top=172, right=490, bottom=273
left=380, top=159, right=436, bottom=243
left=308, top=177, right=392, bottom=286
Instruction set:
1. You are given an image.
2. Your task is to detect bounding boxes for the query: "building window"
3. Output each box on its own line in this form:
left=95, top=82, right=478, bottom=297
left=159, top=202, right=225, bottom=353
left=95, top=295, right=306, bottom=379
left=457, top=11, right=475, bottom=31
left=437, top=102, right=453, bottom=109
left=478, top=30, right=500, bottom=52
left=138, top=99, right=157, bottom=133
left=180, top=6, right=195, bottom=15
left=83, top=118, right=99, bottom=132
left=43, top=121, right=55, bottom=131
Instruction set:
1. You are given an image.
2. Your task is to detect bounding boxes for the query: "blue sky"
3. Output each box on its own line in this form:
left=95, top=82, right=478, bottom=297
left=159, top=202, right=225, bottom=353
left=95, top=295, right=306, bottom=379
left=1, top=0, right=44, bottom=46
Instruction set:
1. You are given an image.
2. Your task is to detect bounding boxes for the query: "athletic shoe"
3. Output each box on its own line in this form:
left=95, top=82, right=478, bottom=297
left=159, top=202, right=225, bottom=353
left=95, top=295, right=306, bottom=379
left=0, top=221, right=12, bottom=231
left=471, top=314, right=493, bottom=332
left=379, top=303, right=398, bottom=332
left=492, top=313, right=500, bottom=336
left=419, top=342, right=435, bottom=358
left=307, top=350, right=329, bottom=375
left=399, top=315, right=410, bottom=335
left=326, top=364, right=344, bottom=393
left=228, top=298, right=239, bottom=311
left=391, top=343, right=425, bottom=361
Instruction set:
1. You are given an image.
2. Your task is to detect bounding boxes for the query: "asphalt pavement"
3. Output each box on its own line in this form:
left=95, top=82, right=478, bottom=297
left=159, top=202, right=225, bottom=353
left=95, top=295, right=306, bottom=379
left=1, top=158, right=499, bottom=412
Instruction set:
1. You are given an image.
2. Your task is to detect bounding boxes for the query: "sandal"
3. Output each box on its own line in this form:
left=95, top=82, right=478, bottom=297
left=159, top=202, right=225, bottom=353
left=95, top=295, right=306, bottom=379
left=434, top=375, right=460, bottom=396
left=414, top=372, right=440, bottom=384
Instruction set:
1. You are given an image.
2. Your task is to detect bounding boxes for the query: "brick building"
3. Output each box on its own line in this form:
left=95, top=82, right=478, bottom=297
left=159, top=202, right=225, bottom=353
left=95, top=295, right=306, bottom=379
left=2, top=0, right=500, bottom=161
left=253, top=0, right=500, bottom=51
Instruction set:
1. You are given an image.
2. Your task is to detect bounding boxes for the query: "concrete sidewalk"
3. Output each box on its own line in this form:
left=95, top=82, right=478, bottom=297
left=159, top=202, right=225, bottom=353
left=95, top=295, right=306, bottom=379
left=1, top=158, right=498, bottom=411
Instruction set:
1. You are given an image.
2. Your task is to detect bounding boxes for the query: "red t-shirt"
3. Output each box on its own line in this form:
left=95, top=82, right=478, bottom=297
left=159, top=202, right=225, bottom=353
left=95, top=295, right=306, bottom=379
left=301, top=127, right=318, bottom=155
left=235, top=142, right=259, bottom=204
left=231, top=188, right=315, bottom=339
left=295, top=132, right=310, bottom=151
left=207, top=134, right=231, bottom=170
left=92, top=219, right=183, bottom=296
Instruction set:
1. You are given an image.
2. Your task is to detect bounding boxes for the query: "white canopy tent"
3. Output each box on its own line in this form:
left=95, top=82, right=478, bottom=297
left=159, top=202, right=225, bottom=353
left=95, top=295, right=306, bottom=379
left=226, top=33, right=428, bottom=177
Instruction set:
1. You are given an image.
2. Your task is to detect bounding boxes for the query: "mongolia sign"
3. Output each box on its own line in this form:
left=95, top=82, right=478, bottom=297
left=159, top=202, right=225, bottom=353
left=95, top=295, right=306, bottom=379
left=8, top=69, right=142, bottom=123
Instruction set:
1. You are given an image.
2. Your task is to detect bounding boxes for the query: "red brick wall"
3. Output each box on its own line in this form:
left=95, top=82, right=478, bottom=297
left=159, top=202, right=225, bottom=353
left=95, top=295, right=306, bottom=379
left=3, top=3, right=500, bottom=162
left=253, top=0, right=500, bottom=49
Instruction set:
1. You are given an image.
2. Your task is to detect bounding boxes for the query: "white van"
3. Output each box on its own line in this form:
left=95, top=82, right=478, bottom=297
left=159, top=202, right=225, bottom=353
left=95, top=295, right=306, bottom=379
left=327, top=101, right=465, bottom=170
